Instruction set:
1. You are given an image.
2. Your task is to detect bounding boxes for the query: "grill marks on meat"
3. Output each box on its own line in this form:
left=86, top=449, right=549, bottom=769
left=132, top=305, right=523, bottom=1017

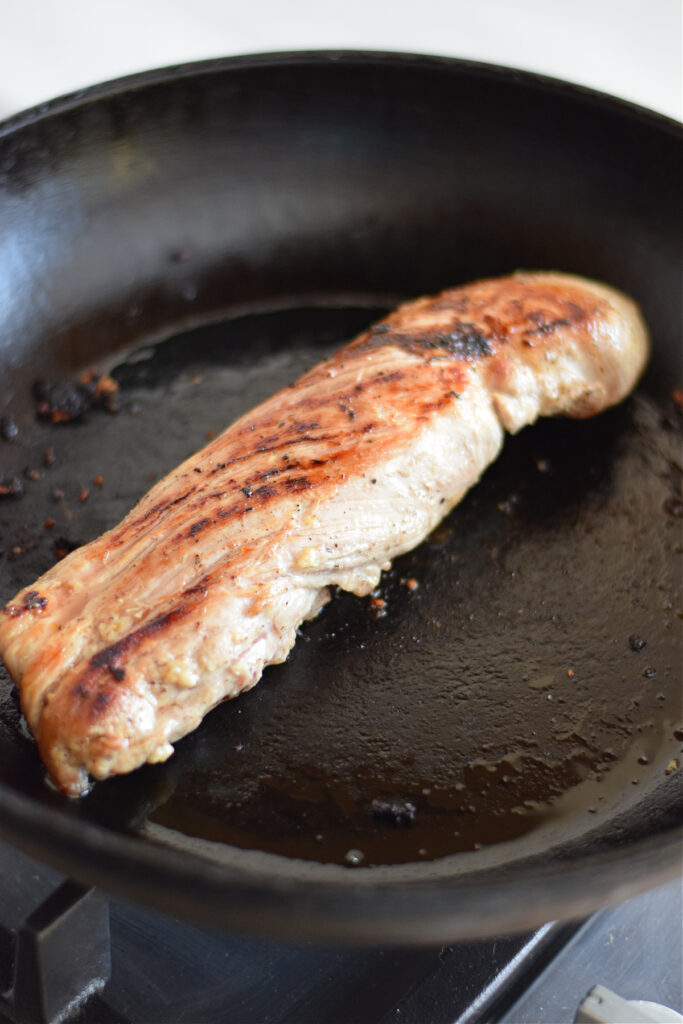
left=0, top=272, right=649, bottom=795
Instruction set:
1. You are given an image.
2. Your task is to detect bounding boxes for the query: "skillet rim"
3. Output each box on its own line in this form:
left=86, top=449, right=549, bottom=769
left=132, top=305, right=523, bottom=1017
left=0, top=50, right=681, bottom=942
left=0, top=48, right=681, bottom=139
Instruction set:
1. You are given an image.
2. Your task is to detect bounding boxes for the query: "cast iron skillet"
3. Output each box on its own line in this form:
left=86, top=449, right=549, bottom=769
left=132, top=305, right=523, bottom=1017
left=0, top=52, right=681, bottom=944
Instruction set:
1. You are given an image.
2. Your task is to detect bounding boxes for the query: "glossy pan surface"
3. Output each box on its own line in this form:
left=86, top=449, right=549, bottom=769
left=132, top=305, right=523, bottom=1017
left=0, top=53, right=681, bottom=942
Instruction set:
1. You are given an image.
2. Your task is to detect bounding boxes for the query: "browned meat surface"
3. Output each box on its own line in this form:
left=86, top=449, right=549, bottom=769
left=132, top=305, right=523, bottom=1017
left=0, top=272, right=649, bottom=795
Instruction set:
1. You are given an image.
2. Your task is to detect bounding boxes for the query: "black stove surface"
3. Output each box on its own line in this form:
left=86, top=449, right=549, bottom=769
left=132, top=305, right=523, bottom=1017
left=0, top=838, right=680, bottom=1024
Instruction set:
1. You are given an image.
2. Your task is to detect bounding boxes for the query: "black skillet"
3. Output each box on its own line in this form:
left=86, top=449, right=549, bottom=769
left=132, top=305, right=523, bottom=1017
left=0, top=52, right=681, bottom=944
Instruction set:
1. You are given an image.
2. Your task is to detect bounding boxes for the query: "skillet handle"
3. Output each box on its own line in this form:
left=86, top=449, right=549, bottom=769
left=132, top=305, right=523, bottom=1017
left=0, top=879, right=111, bottom=1024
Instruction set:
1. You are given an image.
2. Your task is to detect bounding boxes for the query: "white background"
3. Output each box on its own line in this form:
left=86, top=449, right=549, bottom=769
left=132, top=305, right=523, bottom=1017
left=0, top=0, right=680, bottom=122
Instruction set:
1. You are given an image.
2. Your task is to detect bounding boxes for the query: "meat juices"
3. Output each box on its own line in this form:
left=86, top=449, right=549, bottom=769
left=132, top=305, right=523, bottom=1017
left=0, top=272, right=649, bottom=795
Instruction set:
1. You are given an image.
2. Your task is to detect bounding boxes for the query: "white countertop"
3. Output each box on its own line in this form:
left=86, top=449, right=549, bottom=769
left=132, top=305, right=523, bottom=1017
left=0, top=0, right=680, bottom=122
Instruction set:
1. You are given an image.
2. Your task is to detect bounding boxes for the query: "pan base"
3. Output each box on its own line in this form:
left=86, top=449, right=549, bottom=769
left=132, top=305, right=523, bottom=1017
left=1, top=304, right=681, bottom=869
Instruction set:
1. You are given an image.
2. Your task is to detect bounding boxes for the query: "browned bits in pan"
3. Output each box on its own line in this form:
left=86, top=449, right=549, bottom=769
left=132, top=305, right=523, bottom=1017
left=34, top=379, right=92, bottom=423
left=43, top=447, right=56, bottom=467
left=77, top=369, right=120, bottom=413
left=34, top=369, right=120, bottom=423
left=0, top=476, right=23, bottom=499
left=79, top=488, right=90, bottom=503
left=24, top=467, right=40, bottom=481
left=94, top=474, right=104, bottom=488
left=44, top=518, right=56, bottom=530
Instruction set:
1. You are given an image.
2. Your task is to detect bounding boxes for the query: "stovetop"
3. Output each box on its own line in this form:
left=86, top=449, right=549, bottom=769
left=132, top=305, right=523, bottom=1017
left=0, top=837, right=680, bottom=1024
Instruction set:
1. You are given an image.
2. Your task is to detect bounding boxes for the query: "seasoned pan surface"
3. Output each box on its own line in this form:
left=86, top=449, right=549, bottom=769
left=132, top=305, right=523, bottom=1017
left=0, top=53, right=681, bottom=941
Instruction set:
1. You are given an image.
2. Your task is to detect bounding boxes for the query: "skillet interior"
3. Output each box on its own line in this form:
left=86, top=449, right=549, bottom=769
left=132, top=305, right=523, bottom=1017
left=0, top=53, right=681, bottom=942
